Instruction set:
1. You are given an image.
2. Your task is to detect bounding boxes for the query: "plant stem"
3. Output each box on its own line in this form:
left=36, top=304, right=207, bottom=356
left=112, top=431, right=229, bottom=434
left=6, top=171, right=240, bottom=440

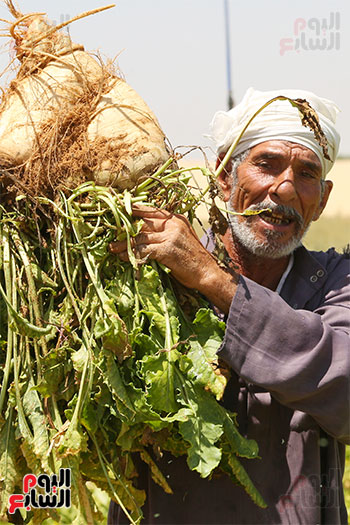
left=90, top=432, right=141, bottom=525
left=0, top=226, right=13, bottom=415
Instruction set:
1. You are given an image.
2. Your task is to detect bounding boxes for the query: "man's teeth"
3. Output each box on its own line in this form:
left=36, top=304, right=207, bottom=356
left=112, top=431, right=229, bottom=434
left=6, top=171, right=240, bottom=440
left=261, top=213, right=291, bottom=225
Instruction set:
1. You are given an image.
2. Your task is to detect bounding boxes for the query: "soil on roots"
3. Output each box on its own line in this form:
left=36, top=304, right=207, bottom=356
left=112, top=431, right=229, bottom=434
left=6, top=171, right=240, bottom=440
left=0, top=71, right=118, bottom=199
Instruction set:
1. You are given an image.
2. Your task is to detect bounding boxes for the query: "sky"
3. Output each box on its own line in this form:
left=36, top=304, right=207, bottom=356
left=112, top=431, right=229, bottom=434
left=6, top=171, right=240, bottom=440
left=0, top=0, right=348, bottom=161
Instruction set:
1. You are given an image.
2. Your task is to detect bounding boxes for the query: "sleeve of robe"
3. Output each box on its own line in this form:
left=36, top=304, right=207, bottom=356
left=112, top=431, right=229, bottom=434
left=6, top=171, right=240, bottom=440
left=217, top=255, right=350, bottom=445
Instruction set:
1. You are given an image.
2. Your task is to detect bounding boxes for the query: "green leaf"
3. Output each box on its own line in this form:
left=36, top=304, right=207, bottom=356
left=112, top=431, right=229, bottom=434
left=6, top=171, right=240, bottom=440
left=185, top=308, right=227, bottom=400
left=81, top=399, right=99, bottom=434
left=192, top=308, right=226, bottom=348
left=58, top=427, right=88, bottom=457
left=105, top=266, right=135, bottom=316
left=71, top=345, right=88, bottom=373
left=94, top=300, right=131, bottom=362
left=124, top=381, right=167, bottom=431
left=136, top=265, right=179, bottom=343
left=30, top=262, right=58, bottom=288
left=222, top=410, right=259, bottom=459
left=177, top=383, right=224, bottom=478
left=34, top=348, right=70, bottom=397
left=141, top=352, right=179, bottom=413
left=134, top=332, right=162, bottom=359
left=93, top=382, right=114, bottom=408
left=102, top=354, right=135, bottom=418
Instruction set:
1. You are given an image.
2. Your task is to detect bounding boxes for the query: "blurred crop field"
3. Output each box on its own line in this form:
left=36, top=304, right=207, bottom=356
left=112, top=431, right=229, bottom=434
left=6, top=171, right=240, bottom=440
left=303, top=215, right=349, bottom=253
left=302, top=158, right=350, bottom=252
left=345, top=448, right=350, bottom=522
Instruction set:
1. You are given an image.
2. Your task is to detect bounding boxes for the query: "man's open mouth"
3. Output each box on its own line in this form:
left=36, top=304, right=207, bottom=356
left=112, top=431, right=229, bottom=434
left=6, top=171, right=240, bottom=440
left=259, top=211, right=293, bottom=226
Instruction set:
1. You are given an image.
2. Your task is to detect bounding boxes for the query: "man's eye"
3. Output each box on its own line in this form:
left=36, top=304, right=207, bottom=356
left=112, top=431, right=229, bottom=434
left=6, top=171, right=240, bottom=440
left=257, top=162, right=271, bottom=169
left=300, top=171, right=315, bottom=179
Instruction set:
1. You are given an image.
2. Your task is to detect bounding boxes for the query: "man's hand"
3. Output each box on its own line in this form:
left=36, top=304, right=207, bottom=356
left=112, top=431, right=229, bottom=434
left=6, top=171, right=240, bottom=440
left=109, top=205, right=238, bottom=314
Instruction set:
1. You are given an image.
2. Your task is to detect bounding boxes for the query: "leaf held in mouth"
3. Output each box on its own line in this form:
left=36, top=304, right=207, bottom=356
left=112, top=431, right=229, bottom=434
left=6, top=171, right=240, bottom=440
left=227, top=207, right=272, bottom=217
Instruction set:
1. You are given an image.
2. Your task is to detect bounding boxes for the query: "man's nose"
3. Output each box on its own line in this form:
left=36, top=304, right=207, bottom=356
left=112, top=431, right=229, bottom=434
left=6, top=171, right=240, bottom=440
left=268, top=168, right=298, bottom=203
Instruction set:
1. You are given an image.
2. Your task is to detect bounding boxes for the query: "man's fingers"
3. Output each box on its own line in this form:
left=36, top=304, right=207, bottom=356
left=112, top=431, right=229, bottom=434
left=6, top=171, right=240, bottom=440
left=109, top=240, right=128, bottom=254
left=110, top=244, right=155, bottom=263
left=116, top=250, right=129, bottom=262
left=132, top=204, right=171, bottom=219
left=135, top=232, right=163, bottom=245
left=138, top=217, right=166, bottom=233
left=109, top=231, right=162, bottom=254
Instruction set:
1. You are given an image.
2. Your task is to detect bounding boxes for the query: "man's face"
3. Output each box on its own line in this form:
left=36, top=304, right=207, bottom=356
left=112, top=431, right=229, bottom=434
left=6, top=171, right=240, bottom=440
left=218, top=140, right=333, bottom=258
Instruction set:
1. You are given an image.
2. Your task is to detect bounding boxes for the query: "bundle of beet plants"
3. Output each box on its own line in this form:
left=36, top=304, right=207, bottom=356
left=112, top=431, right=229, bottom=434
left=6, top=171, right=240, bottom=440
left=0, top=2, right=272, bottom=523
left=0, top=168, right=266, bottom=524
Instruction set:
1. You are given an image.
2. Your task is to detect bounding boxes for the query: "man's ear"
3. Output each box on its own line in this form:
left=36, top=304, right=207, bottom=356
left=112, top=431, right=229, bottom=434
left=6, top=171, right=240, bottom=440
left=216, top=154, right=233, bottom=202
left=312, top=180, right=333, bottom=221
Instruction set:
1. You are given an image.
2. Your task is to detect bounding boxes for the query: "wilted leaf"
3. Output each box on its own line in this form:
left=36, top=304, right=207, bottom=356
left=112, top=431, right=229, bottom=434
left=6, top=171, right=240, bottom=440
left=80, top=448, right=145, bottom=519
left=80, top=398, right=99, bottom=434
left=117, top=423, right=144, bottom=451
left=22, top=380, right=51, bottom=471
left=209, top=205, right=228, bottom=235
left=140, top=448, right=173, bottom=494
left=0, top=411, right=19, bottom=517
left=227, top=453, right=267, bottom=508
left=58, top=427, right=88, bottom=457
left=291, top=98, right=331, bottom=160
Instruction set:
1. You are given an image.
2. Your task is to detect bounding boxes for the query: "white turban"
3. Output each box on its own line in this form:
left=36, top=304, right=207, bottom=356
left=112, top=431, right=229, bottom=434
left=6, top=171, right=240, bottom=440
left=209, top=87, right=341, bottom=177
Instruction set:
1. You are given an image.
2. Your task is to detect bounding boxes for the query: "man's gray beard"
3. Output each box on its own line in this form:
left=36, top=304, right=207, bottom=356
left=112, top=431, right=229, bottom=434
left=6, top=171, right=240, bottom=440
left=226, top=200, right=310, bottom=259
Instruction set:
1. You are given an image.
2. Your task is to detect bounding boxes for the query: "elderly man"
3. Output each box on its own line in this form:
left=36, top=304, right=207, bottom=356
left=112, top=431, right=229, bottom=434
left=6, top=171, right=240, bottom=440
left=109, top=89, right=350, bottom=524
